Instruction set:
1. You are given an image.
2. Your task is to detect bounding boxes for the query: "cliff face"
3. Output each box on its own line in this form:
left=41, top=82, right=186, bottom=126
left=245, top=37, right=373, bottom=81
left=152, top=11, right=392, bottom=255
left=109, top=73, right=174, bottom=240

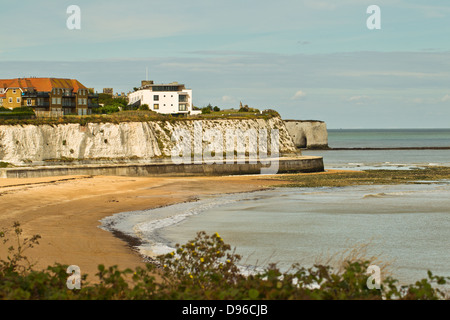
left=284, top=120, right=329, bottom=149
left=0, top=117, right=298, bottom=165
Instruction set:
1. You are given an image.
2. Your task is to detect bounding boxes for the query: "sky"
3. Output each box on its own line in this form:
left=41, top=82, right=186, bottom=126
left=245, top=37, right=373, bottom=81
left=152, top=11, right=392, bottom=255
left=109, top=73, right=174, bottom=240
left=1, top=0, right=449, bottom=128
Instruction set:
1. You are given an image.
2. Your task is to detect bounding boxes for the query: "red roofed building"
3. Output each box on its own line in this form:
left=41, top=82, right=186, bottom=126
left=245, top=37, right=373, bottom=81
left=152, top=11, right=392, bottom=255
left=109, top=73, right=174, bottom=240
left=0, top=77, right=98, bottom=116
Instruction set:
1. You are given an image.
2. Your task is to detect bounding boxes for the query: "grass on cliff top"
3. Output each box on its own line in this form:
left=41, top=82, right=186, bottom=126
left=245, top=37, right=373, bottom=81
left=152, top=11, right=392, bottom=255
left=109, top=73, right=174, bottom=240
left=0, top=110, right=279, bottom=126
left=274, top=166, right=450, bottom=188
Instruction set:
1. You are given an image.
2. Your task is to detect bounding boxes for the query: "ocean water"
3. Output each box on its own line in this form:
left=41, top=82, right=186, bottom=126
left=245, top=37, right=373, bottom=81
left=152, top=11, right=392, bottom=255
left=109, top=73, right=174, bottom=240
left=101, top=183, right=450, bottom=285
left=303, top=129, right=450, bottom=170
left=326, top=128, right=450, bottom=149
left=100, top=128, right=450, bottom=286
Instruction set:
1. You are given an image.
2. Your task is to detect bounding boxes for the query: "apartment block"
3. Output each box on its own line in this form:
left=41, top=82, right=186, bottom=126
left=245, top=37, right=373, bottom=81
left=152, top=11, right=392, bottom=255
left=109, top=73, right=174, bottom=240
left=0, top=77, right=98, bottom=116
left=127, top=80, right=193, bottom=115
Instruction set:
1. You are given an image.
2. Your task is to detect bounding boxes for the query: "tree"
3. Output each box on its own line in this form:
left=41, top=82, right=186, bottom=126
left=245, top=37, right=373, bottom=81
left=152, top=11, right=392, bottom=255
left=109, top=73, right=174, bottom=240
left=201, top=107, right=211, bottom=114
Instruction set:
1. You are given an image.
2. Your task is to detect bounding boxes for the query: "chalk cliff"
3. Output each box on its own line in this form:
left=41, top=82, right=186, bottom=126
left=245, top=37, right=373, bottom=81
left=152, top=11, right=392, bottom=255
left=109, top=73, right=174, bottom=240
left=0, top=117, right=298, bottom=165
left=284, top=120, right=329, bottom=149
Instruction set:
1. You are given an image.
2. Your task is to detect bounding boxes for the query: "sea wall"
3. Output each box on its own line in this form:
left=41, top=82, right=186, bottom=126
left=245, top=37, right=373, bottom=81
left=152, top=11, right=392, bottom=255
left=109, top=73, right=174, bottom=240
left=0, top=156, right=324, bottom=179
left=0, top=117, right=299, bottom=165
left=284, top=120, right=329, bottom=149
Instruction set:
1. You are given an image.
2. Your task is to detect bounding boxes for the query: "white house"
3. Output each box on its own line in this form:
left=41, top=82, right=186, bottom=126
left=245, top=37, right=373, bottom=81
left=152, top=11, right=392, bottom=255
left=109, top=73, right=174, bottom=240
left=128, top=80, right=194, bottom=115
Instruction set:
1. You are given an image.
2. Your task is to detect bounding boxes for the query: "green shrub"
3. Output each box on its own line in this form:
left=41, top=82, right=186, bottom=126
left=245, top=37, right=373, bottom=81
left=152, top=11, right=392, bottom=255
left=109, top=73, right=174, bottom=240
left=0, top=223, right=448, bottom=300
left=201, top=107, right=211, bottom=114
left=262, top=109, right=280, bottom=117
left=0, top=161, right=10, bottom=168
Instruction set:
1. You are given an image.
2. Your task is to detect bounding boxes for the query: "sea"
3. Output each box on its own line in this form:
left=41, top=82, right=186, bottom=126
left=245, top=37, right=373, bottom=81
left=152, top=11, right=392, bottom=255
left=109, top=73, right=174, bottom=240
left=100, top=129, right=450, bottom=286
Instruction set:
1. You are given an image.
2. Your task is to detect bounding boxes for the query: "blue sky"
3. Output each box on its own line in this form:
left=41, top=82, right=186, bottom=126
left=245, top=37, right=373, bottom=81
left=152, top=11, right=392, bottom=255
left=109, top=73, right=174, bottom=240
left=1, top=0, right=450, bottom=128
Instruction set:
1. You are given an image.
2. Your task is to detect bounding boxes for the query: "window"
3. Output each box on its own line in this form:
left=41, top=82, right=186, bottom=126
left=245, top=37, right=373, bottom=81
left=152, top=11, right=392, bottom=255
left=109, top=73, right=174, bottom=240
left=17, top=97, right=21, bottom=103
left=9, top=98, right=12, bottom=103
left=12, top=89, right=16, bottom=94
left=154, top=95, right=159, bottom=101
left=179, top=104, right=187, bottom=111
left=27, top=98, right=32, bottom=106
left=153, top=104, right=159, bottom=110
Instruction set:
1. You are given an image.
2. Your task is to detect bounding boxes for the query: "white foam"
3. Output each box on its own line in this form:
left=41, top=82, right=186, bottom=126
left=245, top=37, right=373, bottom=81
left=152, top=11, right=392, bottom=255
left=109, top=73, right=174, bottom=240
left=100, top=191, right=269, bottom=259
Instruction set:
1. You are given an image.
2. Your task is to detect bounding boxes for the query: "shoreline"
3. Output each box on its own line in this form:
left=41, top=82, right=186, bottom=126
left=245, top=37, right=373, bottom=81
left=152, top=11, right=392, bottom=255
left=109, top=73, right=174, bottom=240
left=100, top=186, right=281, bottom=265
left=1, top=173, right=317, bottom=279
left=1, top=168, right=448, bottom=285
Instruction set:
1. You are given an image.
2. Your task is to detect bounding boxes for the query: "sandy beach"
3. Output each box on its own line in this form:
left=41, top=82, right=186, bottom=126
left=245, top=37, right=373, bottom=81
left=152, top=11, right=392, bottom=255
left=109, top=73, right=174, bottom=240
left=0, top=170, right=352, bottom=281
left=1, top=172, right=340, bottom=280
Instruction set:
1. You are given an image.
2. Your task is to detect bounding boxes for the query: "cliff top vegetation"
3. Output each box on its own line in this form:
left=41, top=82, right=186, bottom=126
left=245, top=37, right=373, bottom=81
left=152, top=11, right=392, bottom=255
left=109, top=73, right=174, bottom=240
left=0, top=109, right=281, bottom=126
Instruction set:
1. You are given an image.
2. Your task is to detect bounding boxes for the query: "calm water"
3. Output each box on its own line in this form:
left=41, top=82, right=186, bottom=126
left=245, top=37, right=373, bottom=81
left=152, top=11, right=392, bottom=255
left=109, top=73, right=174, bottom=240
left=303, top=129, right=450, bottom=170
left=101, top=128, right=450, bottom=286
left=326, top=128, right=450, bottom=149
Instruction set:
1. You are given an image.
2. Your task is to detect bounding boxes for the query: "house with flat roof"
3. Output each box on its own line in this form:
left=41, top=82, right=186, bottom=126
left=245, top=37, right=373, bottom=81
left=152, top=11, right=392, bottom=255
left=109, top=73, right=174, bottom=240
left=127, top=80, right=193, bottom=115
left=0, top=77, right=98, bottom=116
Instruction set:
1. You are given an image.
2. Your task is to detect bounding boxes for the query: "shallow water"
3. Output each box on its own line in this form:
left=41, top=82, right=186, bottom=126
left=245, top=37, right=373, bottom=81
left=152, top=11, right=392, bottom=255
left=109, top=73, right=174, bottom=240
left=101, top=181, right=450, bottom=286
left=303, top=128, right=450, bottom=170
left=100, top=128, right=450, bottom=287
left=302, top=149, right=450, bottom=170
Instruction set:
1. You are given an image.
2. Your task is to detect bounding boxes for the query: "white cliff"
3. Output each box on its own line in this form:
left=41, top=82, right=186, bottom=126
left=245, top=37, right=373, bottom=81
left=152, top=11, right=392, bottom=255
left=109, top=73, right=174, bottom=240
left=284, top=120, right=329, bottom=149
left=0, top=117, right=298, bottom=165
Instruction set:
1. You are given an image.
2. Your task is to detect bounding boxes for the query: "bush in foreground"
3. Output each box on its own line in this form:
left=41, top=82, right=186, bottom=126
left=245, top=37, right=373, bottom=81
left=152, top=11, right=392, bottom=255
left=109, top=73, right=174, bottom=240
left=0, top=223, right=448, bottom=300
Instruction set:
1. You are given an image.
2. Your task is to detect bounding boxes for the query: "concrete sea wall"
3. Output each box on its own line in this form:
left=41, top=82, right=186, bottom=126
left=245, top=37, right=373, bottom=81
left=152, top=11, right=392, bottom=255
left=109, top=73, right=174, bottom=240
left=0, top=156, right=324, bottom=179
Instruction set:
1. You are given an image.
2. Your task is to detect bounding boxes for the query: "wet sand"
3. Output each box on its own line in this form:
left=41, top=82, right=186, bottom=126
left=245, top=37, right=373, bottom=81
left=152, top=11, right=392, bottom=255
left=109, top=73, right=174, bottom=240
left=0, top=171, right=345, bottom=281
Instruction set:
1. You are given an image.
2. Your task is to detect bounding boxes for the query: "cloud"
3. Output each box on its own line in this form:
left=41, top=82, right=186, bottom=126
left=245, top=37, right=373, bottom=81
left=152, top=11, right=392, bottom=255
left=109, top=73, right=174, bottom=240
left=346, top=95, right=371, bottom=105
left=292, top=90, right=307, bottom=100
left=221, top=95, right=236, bottom=103
left=411, top=97, right=424, bottom=104
left=347, top=95, right=368, bottom=101
left=442, top=94, right=450, bottom=102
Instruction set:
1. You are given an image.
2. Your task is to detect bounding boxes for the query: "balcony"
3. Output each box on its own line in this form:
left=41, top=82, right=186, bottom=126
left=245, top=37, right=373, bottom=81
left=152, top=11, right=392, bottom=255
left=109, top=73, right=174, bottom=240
left=35, top=102, right=50, bottom=108
left=22, top=92, right=49, bottom=98
left=179, top=95, right=189, bottom=103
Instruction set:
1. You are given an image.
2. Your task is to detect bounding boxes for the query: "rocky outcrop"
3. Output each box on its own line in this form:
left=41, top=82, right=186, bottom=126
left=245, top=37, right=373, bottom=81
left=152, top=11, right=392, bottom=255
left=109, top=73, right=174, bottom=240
left=284, top=120, right=329, bottom=149
left=0, top=117, right=298, bottom=165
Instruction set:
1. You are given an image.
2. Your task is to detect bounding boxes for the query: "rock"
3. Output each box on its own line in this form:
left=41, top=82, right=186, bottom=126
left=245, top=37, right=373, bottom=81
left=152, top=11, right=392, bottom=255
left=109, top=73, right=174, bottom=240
left=0, top=117, right=298, bottom=165
left=284, top=120, right=329, bottom=149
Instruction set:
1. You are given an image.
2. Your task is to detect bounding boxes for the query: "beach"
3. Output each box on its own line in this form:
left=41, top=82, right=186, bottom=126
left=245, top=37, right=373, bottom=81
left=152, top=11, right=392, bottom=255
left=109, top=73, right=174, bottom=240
left=1, top=163, right=448, bottom=287
left=0, top=172, right=333, bottom=280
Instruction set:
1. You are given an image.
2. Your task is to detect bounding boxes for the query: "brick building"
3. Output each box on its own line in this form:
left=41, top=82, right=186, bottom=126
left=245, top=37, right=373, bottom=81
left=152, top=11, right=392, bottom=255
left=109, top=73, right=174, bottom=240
left=0, top=77, right=98, bottom=116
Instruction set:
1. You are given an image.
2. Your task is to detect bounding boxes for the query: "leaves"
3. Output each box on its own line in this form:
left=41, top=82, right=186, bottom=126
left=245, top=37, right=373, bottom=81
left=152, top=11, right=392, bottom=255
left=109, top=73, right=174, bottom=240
left=0, top=225, right=449, bottom=300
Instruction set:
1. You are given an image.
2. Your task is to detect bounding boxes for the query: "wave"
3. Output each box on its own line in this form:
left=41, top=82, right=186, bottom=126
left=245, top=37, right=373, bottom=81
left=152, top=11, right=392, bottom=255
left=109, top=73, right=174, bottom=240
left=99, top=191, right=268, bottom=259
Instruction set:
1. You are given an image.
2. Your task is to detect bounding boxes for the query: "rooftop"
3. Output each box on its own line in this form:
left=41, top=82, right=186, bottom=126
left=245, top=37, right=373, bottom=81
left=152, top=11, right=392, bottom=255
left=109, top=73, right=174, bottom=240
left=0, top=78, right=87, bottom=92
